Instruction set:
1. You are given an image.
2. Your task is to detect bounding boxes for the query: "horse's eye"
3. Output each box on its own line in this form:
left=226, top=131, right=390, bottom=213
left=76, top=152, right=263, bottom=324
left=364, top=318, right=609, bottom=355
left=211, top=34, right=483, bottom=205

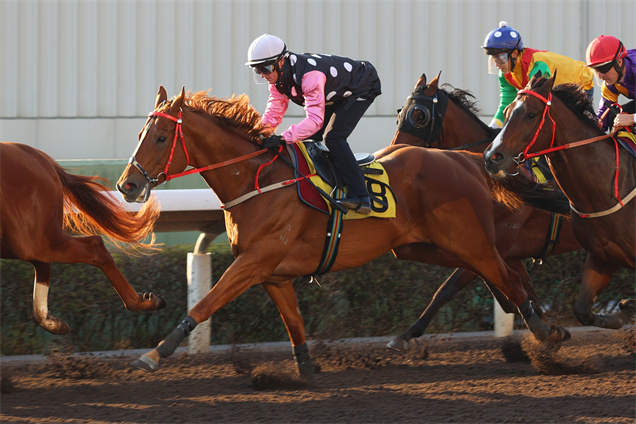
left=527, top=113, right=537, bottom=119
left=157, top=136, right=167, bottom=143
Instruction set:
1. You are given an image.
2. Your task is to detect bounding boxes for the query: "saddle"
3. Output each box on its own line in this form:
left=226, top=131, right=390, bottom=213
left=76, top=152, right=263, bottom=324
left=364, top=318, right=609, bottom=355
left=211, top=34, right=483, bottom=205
left=286, top=140, right=395, bottom=220
left=302, top=140, right=377, bottom=187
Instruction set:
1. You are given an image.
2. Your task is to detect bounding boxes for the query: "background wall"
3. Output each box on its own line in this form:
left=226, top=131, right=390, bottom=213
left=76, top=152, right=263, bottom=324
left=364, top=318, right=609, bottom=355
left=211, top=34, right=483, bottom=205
left=1, top=0, right=634, bottom=160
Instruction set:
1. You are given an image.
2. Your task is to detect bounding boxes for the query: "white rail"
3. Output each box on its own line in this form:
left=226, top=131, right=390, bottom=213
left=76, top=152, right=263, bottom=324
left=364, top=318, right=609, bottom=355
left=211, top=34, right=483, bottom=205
left=113, top=189, right=513, bottom=354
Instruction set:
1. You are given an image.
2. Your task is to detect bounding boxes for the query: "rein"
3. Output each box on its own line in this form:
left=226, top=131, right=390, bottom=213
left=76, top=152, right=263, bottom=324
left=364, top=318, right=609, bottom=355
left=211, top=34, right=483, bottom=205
left=130, top=110, right=269, bottom=184
left=130, top=109, right=336, bottom=209
left=516, top=89, right=632, bottom=218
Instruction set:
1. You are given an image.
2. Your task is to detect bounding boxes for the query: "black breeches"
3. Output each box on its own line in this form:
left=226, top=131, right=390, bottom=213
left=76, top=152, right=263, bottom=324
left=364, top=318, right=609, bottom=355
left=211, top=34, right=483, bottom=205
left=310, top=100, right=374, bottom=197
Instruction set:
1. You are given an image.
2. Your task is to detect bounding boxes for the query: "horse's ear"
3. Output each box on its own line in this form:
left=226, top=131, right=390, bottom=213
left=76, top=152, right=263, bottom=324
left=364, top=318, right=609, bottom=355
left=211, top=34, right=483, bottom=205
left=156, top=86, right=168, bottom=108
left=172, top=85, right=186, bottom=110
left=430, top=71, right=442, bottom=90
left=547, top=69, right=558, bottom=90
left=416, top=73, right=427, bottom=88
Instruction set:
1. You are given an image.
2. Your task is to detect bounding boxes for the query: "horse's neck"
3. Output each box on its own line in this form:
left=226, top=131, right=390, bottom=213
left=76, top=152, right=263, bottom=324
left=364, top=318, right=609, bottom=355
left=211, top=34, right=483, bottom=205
left=443, top=102, right=490, bottom=151
left=548, top=104, right=634, bottom=209
left=187, top=125, right=271, bottom=203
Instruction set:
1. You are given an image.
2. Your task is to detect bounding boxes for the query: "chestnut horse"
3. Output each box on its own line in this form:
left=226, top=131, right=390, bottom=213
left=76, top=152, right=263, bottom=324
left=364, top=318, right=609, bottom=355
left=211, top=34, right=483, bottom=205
left=388, top=73, right=582, bottom=350
left=117, top=86, right=570, bottom=380
left=0, top=142, right=166, bottom=335
left=484, top=73, right=635, bottom=329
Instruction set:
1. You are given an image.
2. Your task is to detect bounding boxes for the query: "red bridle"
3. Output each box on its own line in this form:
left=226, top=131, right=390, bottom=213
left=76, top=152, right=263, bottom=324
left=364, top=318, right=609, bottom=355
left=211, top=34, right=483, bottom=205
left=515, top=89, right=627, bottom=216
left=129, top=109, right=268, bottom=185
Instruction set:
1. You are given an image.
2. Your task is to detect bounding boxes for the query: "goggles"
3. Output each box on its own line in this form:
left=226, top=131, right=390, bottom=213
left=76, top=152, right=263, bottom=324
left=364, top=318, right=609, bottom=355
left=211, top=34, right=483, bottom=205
left=491, top=52, right=509, bottom=65
left=592, top=61, right=614, bottom=74
left=253, top=62, right=276, bottom=75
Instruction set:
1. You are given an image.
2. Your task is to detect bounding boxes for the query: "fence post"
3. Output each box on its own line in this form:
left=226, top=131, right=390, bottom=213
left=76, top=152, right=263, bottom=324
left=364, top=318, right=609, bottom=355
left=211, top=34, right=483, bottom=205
left=493, top=296, right=514, bottom=337
left=186, top=232, right=219, bottom=354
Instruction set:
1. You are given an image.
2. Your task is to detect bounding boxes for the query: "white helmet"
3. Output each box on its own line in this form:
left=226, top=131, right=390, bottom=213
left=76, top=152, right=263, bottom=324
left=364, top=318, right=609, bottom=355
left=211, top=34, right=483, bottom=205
left=246, top=33, right=288, bottom=66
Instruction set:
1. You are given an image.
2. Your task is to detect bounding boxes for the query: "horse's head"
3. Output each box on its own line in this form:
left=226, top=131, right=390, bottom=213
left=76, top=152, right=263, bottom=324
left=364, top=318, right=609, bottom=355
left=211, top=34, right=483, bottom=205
left=392, top=71, right=448, bottom=147
left=484, top=72, right=557, bottom=178
left=117, top=86, right=189, bottom=203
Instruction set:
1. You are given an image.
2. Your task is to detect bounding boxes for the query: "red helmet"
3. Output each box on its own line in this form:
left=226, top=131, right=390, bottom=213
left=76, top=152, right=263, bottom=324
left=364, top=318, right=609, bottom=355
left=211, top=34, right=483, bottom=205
left=585, top=35, right=627, bottom=68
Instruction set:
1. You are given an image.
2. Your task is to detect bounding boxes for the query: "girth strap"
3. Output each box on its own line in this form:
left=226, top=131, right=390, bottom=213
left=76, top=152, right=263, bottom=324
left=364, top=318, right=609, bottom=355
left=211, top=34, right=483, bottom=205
left=313, top=187, right=346, bottom=275
left=534, top=213, right=564, bottom=264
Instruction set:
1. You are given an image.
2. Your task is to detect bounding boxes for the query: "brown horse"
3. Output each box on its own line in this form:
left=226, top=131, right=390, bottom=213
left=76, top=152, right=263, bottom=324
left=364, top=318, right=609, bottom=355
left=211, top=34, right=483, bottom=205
left=388, top=73, right=582, bottom=350
left=117, top=86, right=571, bottom=380
left=484, top=72, right=635, bottom=329
left=0, top=142, right=166, bottom=335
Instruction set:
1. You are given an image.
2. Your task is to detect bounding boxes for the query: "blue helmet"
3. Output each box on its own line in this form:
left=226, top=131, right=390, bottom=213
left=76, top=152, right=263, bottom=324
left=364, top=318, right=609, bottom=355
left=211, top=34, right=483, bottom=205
left=482, top=21, right=523, bottom=54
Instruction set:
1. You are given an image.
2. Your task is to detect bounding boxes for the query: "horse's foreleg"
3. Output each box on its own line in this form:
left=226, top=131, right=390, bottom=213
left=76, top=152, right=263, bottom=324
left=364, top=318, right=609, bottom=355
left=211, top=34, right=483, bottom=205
left=31, top=261, right=70, bottom=335
left=510, top=260, right=545, bottom=319
left=573, top=254, right=630, bottom=328
left=66, top=235, right=166, bottom=312
left=388, top=268, right=478, bottom=351
left=262, top=281, right=314, bottom=381
left=133, top=259, right=268, bottom=372
left=478, top=257, right=569, bottom=342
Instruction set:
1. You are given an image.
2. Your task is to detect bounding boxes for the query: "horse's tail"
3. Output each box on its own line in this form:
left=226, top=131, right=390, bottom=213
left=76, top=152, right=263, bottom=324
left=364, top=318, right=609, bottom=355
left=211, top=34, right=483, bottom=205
left=53, top=162, right=161, bottom=251
left=464, top=152, right=571, bottom=215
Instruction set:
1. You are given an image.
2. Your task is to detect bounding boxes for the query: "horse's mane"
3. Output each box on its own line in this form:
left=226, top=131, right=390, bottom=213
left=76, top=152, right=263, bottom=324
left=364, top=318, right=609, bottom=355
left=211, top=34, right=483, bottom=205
left=550, top=82, right=600, bottom=130
left=440, top=84, right=493, bottom=133
left=168, top=91, right=271, bottom=139
left=529, top=78, right=600, bottom=131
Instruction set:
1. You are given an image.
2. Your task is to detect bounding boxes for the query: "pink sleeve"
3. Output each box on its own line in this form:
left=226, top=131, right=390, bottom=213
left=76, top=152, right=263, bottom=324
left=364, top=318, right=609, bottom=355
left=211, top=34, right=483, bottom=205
left=280, top=71, right=326, bottom=143
left=261, top=84, right=289, bottom=129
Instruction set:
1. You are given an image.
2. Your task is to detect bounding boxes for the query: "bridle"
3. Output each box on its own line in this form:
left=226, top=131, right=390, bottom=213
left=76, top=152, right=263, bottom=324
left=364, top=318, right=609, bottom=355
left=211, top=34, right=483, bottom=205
left=396, top=87, right=447, bottom=147
left=513, top=88, right=634, bottom=218
left=397, top=86, right=493, bottom=150
left=129, top=109, right=268, bottom=186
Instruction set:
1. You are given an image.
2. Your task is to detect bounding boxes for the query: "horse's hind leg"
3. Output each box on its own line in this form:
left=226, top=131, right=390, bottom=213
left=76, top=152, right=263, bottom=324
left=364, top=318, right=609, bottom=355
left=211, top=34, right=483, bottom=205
left=31, top=261, right=71, bottom=335
left=388, top=268, right=478, bottom=351
left=262, top=281, right=315, bottom=382
left=56, top=234, right=166, bottom=312
left=573, top=254, right=632, bottom=328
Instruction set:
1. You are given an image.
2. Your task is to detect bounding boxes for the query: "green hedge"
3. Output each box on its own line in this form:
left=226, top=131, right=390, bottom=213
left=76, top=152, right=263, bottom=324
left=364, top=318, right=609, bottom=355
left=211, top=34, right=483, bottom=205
left=1, top=245, right=633, bottom=356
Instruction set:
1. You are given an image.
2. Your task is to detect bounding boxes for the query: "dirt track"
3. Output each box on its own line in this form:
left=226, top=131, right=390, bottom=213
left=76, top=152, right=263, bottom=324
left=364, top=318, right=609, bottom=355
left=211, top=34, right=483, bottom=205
left=1, top=328, right=634, bottom=424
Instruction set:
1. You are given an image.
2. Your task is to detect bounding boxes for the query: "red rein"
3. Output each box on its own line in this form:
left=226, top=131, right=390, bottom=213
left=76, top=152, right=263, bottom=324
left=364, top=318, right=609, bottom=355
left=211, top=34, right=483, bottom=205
left=148, top=110, right=268, bottom=182
left=516, top=90, right=625, bottom=209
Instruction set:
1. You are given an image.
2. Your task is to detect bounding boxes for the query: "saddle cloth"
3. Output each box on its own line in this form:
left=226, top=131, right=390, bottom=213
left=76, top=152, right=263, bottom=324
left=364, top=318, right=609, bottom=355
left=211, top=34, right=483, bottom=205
left=288, top=142, right=396, bottom=220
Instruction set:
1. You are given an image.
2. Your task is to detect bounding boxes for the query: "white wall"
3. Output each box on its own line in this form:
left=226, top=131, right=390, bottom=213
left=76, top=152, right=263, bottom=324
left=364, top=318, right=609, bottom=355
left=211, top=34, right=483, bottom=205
left=1, top=0, right=634, bottom=160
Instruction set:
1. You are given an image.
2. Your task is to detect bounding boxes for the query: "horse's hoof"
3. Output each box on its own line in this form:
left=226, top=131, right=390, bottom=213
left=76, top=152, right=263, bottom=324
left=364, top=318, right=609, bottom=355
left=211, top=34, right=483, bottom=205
left=387, top=336, right=410, bottom=352
left=140, top=292, right=167, bottom=310
left=131, top=355, right=160, bottom=372
left=37, top=316, right=71, bottom=335
left=619, top=299, right=636, bottom=318
left=547, top=326, right=571, bottom=343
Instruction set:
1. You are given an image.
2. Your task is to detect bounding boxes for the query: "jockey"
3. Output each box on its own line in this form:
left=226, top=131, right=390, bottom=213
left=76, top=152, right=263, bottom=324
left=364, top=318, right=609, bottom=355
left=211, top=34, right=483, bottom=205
left=585, top=35, right=635, bottom=132
left=482, top=21, right=595, bottom=129
left=246, top=33, right=382, bottom=214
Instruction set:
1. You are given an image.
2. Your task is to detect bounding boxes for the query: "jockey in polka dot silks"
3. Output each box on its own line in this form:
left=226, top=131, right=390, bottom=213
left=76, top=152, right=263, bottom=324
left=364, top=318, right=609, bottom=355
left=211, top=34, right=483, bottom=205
left=246, top=33, right=382, bottom=214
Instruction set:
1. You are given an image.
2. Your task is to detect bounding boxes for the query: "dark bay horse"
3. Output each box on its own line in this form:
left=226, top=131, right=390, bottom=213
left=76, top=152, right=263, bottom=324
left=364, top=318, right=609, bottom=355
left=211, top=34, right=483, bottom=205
left=388, top=73, right=582, bottom=350
left=484, top=72, right=635, bottom=329
left=117, top=86, right=570, bottom=380
left=0, top=142, right=166, bottom=335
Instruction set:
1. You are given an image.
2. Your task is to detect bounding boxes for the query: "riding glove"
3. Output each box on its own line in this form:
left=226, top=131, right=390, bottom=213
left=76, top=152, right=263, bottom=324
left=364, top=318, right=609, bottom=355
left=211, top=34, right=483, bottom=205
left=261, top=135, right=286, bottom=149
